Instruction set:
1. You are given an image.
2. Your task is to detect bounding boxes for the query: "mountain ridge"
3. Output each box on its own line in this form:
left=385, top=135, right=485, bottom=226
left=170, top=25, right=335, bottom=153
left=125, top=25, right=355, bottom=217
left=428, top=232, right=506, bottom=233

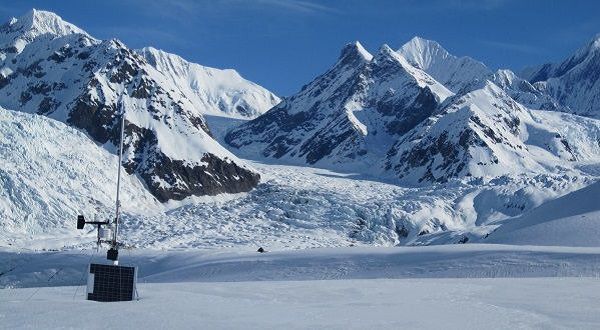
left=0, top=9, right=279, bottom=201
left=226, top=38, right=600, bottom=187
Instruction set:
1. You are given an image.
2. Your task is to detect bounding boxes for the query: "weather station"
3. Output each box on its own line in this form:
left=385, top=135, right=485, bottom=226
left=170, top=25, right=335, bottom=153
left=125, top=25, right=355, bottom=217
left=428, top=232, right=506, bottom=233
left=76, top=102, right=138, bottom=302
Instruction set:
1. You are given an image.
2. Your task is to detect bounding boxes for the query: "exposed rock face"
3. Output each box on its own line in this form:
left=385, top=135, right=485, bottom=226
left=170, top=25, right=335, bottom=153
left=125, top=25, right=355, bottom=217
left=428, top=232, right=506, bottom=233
left=137, top=153, right=261, bottom=203
left=0, top=9, right=267, bottom=201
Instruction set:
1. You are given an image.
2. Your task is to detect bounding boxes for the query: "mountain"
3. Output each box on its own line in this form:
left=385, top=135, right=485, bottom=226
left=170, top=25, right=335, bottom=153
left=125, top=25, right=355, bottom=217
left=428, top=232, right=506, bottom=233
left=490, top=69, right=564, bottom=111
left=226, top=39, right=600, bottom=186
left=137, top=47, right=280, bottom=119
left=225, top=41, right=452, bottom=171
left=0, top=106, right=161, bottom=240
left=0, top=9, right=278, bottom=201
left=1, top=11, right=599, bottom=251
left=383, top=81, right=594, bottom=184
left=521, top=34, right=600, bottom=118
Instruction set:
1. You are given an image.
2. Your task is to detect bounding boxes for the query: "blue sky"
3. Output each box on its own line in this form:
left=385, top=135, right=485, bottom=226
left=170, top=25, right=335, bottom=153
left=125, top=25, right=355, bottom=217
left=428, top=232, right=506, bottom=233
left=1, top=0, right=599, bottom=96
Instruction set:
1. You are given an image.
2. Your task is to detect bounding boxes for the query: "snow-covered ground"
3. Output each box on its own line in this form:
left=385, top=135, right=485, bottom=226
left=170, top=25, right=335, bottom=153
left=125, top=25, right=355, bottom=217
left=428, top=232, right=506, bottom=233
left=3, top=278, right=600, bottom=329
left=4, top=244, right=600, bottom=288
left=2, top=245, right=600, bottom=329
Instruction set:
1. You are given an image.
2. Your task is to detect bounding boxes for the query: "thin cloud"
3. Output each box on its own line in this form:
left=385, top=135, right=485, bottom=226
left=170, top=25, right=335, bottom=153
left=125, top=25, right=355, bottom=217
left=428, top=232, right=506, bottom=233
left=254, top=0, right=343, bottom=14
left=378, top=0, right=513, bottom=14
left=480, top=40, right=544, bottom=55
left=124, top=0, right=206, bottom=23
left=121, top=0, right=341, bottom=28
left=450, top=0, right=513, bottom=11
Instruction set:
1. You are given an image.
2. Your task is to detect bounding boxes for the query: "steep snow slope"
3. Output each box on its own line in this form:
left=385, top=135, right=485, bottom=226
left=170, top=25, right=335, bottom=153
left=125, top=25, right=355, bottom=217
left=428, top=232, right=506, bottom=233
left=522, top=34, right=600, bottom=118
left=483, top=181, right=600, bottom=246
left=226, top=42, right=452, bottom=172
left=0, top=10, right=266, bottom=201
left=0, top=106, right=161, bottom=242
left=398, top=36, right=490, bottom=93
left=137, top=47, right=280, bottom=119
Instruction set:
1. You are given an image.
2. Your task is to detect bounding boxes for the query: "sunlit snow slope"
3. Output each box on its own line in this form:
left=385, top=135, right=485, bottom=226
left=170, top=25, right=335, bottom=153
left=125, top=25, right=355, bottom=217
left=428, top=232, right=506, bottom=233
left=0, top=106, right=161, bottom=244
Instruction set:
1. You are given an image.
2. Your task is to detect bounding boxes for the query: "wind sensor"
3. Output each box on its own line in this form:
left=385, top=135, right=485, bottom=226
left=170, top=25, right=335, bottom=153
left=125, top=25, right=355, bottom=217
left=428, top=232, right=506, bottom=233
left=77, top=102, right=138, bottom=302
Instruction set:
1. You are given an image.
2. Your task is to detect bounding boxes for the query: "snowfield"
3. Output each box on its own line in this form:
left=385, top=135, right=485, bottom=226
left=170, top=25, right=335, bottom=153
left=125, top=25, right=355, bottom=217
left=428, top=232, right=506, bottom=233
left=3, top=245, right=600, bottom=329
left=3, top=278, right=600, bottom=329
left=3, top=244, right=600, bottom=288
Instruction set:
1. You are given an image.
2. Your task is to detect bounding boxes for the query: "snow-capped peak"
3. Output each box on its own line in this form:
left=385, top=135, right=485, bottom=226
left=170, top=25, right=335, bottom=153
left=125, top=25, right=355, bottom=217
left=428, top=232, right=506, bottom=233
left=375, top=43, right=396, bottom=58
left=579, top=33, right=600, bottom=54
left=353, top=41, right=373, bottom=61
left=494, top=69, right=518, bottom=83
left=137, top=46, right=280, bottom=118
left=8, top=8, right=88, bottom=39
left=372, top=43, right=414, bottom=69
left=592, top=33, right=600, bottom=48
left=398, top=36, right=450, bottom=71
left=398, top=36, right=491, bottom=93
left=337, top=41, right=373, bottom=67
left=0, top=9, right=92, bottom=55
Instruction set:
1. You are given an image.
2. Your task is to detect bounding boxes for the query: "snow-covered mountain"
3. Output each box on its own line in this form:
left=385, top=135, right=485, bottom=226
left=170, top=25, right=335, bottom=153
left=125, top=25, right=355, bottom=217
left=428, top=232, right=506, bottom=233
left=522, top=34, right=600, bottom=118
left=490, top=69, right=564, bottom=111
left=226, top=39, right=599, bottom=185
left=226, top=41, right=452, bottom=171
left=137, top=47, right=280, bottom=119
left=384, top=81, right=598, bottom=184
left=0, top=9, right=280, bottom=201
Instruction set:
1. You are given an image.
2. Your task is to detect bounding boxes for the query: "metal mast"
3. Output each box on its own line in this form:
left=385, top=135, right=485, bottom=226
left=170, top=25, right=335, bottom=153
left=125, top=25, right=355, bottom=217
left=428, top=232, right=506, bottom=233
left=111, top=102, right=126, bottom=265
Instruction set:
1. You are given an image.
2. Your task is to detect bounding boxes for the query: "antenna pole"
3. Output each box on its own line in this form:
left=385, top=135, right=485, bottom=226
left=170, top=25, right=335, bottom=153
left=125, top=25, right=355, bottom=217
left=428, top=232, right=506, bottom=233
left=112, top=102, right=126, bottom=265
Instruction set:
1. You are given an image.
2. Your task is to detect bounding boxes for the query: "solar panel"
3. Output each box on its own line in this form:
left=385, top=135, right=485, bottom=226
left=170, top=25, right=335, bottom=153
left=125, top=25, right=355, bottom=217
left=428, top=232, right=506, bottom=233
left=87, top=263, right=137, bottom=302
